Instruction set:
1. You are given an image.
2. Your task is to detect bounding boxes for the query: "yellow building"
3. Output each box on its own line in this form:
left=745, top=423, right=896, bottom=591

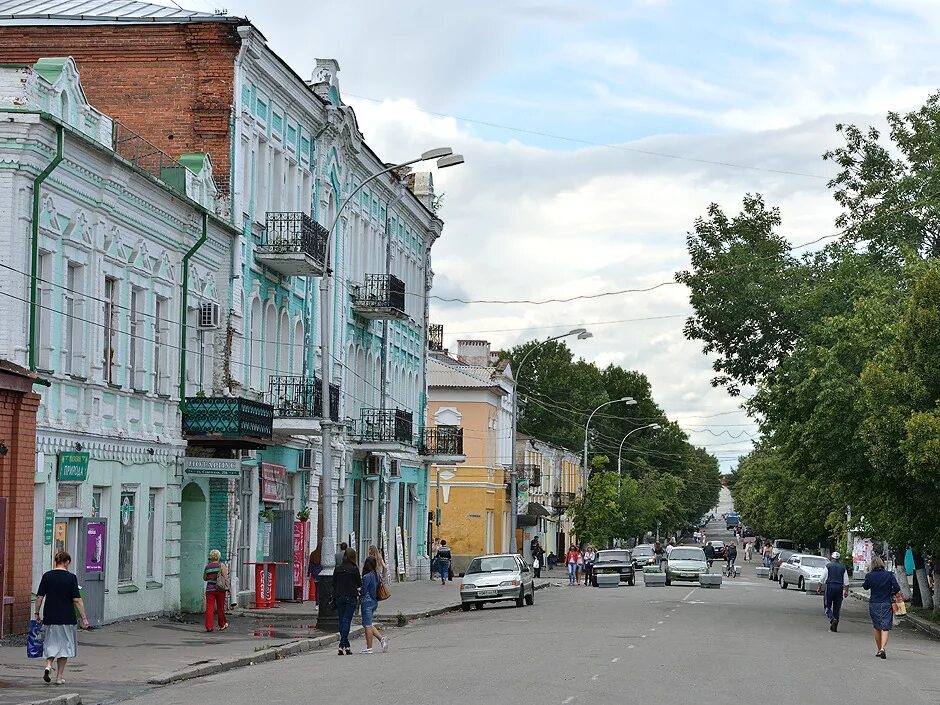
left=427, top=341, right=515, bottom=573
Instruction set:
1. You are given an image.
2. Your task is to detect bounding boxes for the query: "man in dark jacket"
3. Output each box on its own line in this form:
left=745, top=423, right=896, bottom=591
left=435, top=540, right=452, bottom=585
left=530, top=536, right=545, bottom=578
left=703, top=541, right=716, bottom=570
left=824, top=551, right=849, bottom=632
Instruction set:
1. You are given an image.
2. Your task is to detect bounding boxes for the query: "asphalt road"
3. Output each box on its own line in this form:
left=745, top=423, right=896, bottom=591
left=117, top=493, right=940, bottom=705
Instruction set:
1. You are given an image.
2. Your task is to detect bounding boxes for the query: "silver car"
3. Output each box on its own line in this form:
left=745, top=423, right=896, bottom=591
left=779, top=553, right=827, bottom=591
left=459, top=554, right=535, bottom=611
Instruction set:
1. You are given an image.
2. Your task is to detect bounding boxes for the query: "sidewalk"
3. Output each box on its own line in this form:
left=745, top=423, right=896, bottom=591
left=0, top=575, right=556, bottom=705
left=849, top=587, right=940, bottom=640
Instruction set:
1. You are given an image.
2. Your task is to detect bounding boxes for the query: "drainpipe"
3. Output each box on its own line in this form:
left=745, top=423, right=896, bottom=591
left=29, top=124, right=65, bottom=372
left=179, top=212, right=209, bottom=403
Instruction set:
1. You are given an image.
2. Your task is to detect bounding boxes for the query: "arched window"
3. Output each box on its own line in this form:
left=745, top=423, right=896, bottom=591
left=292, top=319, right=304, bottom=375
left=277, top=309, right=290, bottom=376
left=248, top=297, right=262, bottom=390
left=355, top=345, right=366, bottom=416
left=263, top=303, right=277, bottom=391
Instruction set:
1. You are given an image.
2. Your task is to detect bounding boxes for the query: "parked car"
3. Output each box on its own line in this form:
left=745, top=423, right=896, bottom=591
left=742, top=526, right=756, bottom=538
left=779, top=553, right=827, bottom=591
left=591, top=549, right=636, bottom=586
left=665, top=546, right=709, bottom=585
left=710, top=540, right=726, bottom=560
left=631, top=544, right=656, bottom=570
left=459, top=554, right=535, bottom=611
left=768, top=540, right=798, bottom=580
left=726, top=512, right=741, bottom=530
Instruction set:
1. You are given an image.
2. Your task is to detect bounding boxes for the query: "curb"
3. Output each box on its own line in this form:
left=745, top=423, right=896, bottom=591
left=146, top=627, right=364, bottom=685
left=849, top=590, right=940, bottom=640
left=20, top=694, right=81, bottom=705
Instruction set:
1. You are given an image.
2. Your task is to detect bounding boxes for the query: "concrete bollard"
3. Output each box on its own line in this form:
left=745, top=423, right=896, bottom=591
left=699, top=573, right=722, bottom=589
left=643, top=572, right=667, bottom=587
left=595, top=573, right=620, bottom=588
left=805, top=580, right=823, bottom=594
left=755, top=566, right=770, bottom=578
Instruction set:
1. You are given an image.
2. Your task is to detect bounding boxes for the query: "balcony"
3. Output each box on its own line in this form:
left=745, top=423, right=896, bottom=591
left=182, top=396, right=274, bottom=448
left=351, top=274, right=408, bottom=321
left=428, top=323, right=444, bottom=352
left=552, top=491, right=576, bottom=514
left=257, top=213, right=328, bottom=277
left=267, top=375, right=340, bottom=435
left=523, top=464, right=542, bottom=488
left=353, top=408, right=415, bottom=451
left=420, top=426, right=465, bottom=464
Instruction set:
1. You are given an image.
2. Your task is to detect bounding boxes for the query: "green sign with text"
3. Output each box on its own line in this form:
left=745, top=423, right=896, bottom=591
left=57, top=451, right=89, bottom=481
left=43, top=509, right=54, bottom=545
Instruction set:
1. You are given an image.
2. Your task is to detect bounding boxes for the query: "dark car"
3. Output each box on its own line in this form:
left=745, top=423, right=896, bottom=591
left=742, top=526, right=756, bottom=538
left=591, top=549, right=635, bottom=586
left=768, top=540, right=798, bottom=580
left=630, top=544, right=656, bottom=571
left=710, top=540, right=726, bottom=560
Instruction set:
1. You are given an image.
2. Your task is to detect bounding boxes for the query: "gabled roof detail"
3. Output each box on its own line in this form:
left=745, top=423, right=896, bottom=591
left=0, top=0, right=230, bottom=24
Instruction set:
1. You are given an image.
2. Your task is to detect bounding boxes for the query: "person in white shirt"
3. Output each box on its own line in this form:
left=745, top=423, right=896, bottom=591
left=824, top=551, right=850, bottom=632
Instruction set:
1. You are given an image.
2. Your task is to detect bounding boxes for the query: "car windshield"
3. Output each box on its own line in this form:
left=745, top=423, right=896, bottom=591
left=465, top=557, right=518, bottom=574
left=597, top=551, right=629, bottom=563
left=632, top=546, right=654, bottom=557
left=669, top=548, right=706, bottom=561
left=711, top=541, right=724, bottom=548
left=802, top=556, right=826, bottom=568
left=775, top=541, right=796, bottom=550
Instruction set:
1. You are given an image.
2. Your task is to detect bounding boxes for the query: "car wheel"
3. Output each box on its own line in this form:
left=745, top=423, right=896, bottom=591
left=665, top=578, right=671, bottom=586
left=798, top=577, right=805, bottom=591
left=461, top=602, right=472, bottom=612
left=525, top=588, right=534, bottom=606
left=780, top=577, right=788, bottom=589
left=473, top=602, right=482, bottom=610
left=515, top=588, right=525, bottom=608
left=591, top=578, right=597, bottom=587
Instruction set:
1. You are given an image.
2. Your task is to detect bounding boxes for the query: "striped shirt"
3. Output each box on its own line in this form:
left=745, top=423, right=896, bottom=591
left=203, top=561, right=223, bottom=591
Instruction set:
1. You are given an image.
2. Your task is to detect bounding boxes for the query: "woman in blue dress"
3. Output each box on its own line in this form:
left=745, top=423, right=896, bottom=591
left=360, top=556, right=388, bottom=654
left=863, top=555, right=902, bottom=659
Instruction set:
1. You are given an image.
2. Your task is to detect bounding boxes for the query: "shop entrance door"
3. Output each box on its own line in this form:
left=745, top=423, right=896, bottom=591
left=77, top=518, right=107, bottom=627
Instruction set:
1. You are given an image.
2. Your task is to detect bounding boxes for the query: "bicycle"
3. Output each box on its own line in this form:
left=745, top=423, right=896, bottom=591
left=724, top=560, right=737, bottom=578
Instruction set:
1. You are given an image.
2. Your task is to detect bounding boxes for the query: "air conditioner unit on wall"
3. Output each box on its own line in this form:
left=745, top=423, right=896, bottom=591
left=364, top=455, right=381, bottom=476
left=199, top=302, right=221, bottom=329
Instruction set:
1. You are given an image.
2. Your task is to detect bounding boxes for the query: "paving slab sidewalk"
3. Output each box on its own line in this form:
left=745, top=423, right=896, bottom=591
left=0, top=576, right=556, bottom=705
left=849, top=587, right=940, bottom=640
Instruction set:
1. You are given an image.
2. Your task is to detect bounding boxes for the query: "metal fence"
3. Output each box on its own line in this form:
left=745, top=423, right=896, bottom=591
left=182, top=396, right=274, bottom=439
left=421, top=426, right=464, bottom=456
left=261, top=212, right=328, bottom=264
left=357, top=408, right=414, bottom=445
left=428, top=323, right=444, bottom=351
left=267, top=375, right=340, bottom=420
left=353, top=274, right=406, bottom=314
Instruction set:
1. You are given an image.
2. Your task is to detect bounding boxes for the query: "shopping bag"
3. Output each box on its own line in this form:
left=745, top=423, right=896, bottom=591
left=377, top=580, right=391, bottom=602
left=26, top=619, right=44, bottom=659
left=892, top=592, right=907, bottom=616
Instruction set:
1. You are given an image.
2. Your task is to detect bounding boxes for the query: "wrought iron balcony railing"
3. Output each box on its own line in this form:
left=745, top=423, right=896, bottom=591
left=428, top=323, right=444, bottom=352
left=421, top=426, right=464, bottom=457
left=356, top=408, right=414, bottom=445
left=523, top=464, right=542, bottom=488
left=257, top=213, right=328, bottom=276
left=182, top=396, right=274, bottom=440
left=351, top=274, right=407, bottom=320
left=267, top=375, right=339, bottom=421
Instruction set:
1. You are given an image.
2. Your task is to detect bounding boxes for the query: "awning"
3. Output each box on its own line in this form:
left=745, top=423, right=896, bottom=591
left=524, top=502, right=550, bottom=518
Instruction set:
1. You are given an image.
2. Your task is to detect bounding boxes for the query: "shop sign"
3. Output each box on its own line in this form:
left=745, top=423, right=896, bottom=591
left=85, top=521, right=106, bottom=573
left=183, top=457, right=240, bottom=478
left=395, top=526, right=405, bottom=577
left=260, top=463, right=287, bottom=504
left=43, top=509, right=54, bottom=545
left=293, top=521, right=308, bottom=587
left=57, top=451, right=89, bottom=481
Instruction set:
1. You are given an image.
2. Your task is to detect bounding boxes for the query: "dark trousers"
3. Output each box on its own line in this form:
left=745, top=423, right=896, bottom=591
left=336, top=595, right=357, bottom=648
left=205, top=590, right=227, bottom=631
left=825, top=585, right=844, bottom=622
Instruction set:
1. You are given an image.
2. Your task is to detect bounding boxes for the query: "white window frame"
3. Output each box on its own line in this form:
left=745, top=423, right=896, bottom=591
left=129, top=286, right=146, bottom=390
left=117, top=485, right=138, bottom=585
left=102, top=276, right=118, bottom=384
left=64, top=261, right=86, bottom=376
left=37, top=252, right=54, bottom=371
left=153, top=294, right=171, bottom=395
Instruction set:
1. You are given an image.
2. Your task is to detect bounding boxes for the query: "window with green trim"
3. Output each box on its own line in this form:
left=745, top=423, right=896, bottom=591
left=255, top=97, right=267, bottom=121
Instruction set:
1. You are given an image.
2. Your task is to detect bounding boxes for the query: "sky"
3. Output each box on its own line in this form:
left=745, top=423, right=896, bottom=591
left=182, top=0, right=940, bottom=468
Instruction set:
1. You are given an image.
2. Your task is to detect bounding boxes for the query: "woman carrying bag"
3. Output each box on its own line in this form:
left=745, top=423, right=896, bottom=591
left=203, top=549, right=229, bottom=632
left=34, top=551, right=88, bottom=686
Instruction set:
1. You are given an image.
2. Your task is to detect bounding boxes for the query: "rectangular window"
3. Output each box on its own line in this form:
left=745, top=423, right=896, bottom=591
left=118, top=489, right=136, bottom=584
left=146, top=491, right=157, bottom=580
left=37, top=253, right=53, bottom=370
left=91, top=490, right=101, bottom=518
left=56, top=483, right=80, bottom=511
left=154, top=296, right=169, bottom=395
left=130, top=287, right=144, bottom=389
left=103, top=276, right=117, bottom=384
left=64, top=262, right=85, bottom=376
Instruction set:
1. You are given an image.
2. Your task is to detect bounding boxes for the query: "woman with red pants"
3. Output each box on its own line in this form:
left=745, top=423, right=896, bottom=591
left=203, top=549, right=229, bottom=632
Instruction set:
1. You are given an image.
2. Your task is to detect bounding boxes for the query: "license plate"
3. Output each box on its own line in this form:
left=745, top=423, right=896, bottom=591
left=477, top=590, right=497, bottom=597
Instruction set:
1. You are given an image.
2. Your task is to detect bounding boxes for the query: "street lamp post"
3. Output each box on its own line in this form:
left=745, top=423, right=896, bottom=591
left=616, top=423, right=661, bottom=490
left=316, top=147, right=464, bottom=628
left=582, top=397, right=636, bottom=490
left=509, top=329, right=592, bottom=554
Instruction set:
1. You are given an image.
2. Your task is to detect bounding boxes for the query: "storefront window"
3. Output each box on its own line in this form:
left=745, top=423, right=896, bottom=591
left=118, top=489, right=136, bottom=584
left=56, top=483, right=80, bottom=510
left=146, top=491, right=156, bottom=580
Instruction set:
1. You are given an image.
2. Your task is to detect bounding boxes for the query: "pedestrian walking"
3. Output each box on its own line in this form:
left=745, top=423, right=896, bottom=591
left=203, top=549, right=229, bottom=632
left=34, top=551, right=88, bottom=686
left=430, top=538, right=441, bottom=580
left=824, top=551, right=849, bottom=632
left=307, top=550, right=321, bottom=604
left=368, top=545, right=389, bottom=585
left=583, top=545, right=597, bottom=586
left=762, top=541, right=773, bottom=568
left=336, top=541, right=349, bottom=567
left=333, top=548, right=361, bottom=656
left=530, top=536, right=545, bottom=578
left=863, top=555, right=902, bottom=659
left=576, top=547, right=584, bottom=584
left=666, top=541, right=675, bottom=558
left=725, top=542, right=738, bottom=577
left=435, top=540, right=452, bottom=585
left=565, top=545, right=580, bottom=585
left=704, top=541, right=716, bottom=571
left=359, top=556, right=388, bottom=654
left=744, top=541, right=753, bottom=562
left=653, top=541, right=665, bottom=569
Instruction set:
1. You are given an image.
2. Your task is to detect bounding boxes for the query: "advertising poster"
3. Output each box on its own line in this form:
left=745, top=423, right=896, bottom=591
left=395, top=526, right=405, bottom=577
left=260, top=463, right=288, bottom=504
left=293, top=521, right=308, bottom=588
left=85, top=521, right=106, bottom=573
left=853, top=537, right=873, bottom=575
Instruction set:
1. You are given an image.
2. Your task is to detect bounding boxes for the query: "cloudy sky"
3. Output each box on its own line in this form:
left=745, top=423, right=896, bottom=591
left=185, top=0, right=939, bottom=467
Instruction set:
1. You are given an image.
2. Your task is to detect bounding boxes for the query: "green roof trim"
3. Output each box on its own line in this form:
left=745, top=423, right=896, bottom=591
left=32, top=57, right=68, bottom=84
left=178, top=153, right=208, bottom=174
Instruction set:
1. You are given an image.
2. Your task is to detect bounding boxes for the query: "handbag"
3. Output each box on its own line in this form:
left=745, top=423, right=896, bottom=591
left=533, top=557, right=540, bottom=569
left=216, top=569, right=229, bottom=592
left=377, top=580, right=391, bottom=602
left=26, top=619, right=44, bottom=659
left=892, top=592, right=907, bottom=616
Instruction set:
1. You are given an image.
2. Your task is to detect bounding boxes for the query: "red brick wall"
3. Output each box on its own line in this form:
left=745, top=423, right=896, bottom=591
left=0, top=381, right=40, bottom=634
left=0, top=22, right=241, bottom=187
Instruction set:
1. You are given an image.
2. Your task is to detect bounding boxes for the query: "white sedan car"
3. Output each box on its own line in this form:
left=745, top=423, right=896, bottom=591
left=779, top=553, right=828, bottom=591
left=459, top=554, right=535, bottom=610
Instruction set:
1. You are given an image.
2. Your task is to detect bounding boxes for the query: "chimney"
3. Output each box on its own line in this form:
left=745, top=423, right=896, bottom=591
left=456, top=339, right=491, bottom=367
left=407, top=171, right=435, bottom=210
left=312, top=58, right=341, bottom=103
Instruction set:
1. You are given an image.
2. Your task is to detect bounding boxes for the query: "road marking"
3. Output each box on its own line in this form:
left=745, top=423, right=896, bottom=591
left=628, top=645, right=635, bottom=649
left=658, top=620, right=663, bottom=624
left=612, top=657, right=620, bottom=663
left=641, top=634, right=647, bottom=638
left=682, top=589, right=696, bottom=602
left=650, top=628, right=656, bottom=631
left=592, top=674, right=599, bottom=681
left=563, top=698, right=575, bottom=704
